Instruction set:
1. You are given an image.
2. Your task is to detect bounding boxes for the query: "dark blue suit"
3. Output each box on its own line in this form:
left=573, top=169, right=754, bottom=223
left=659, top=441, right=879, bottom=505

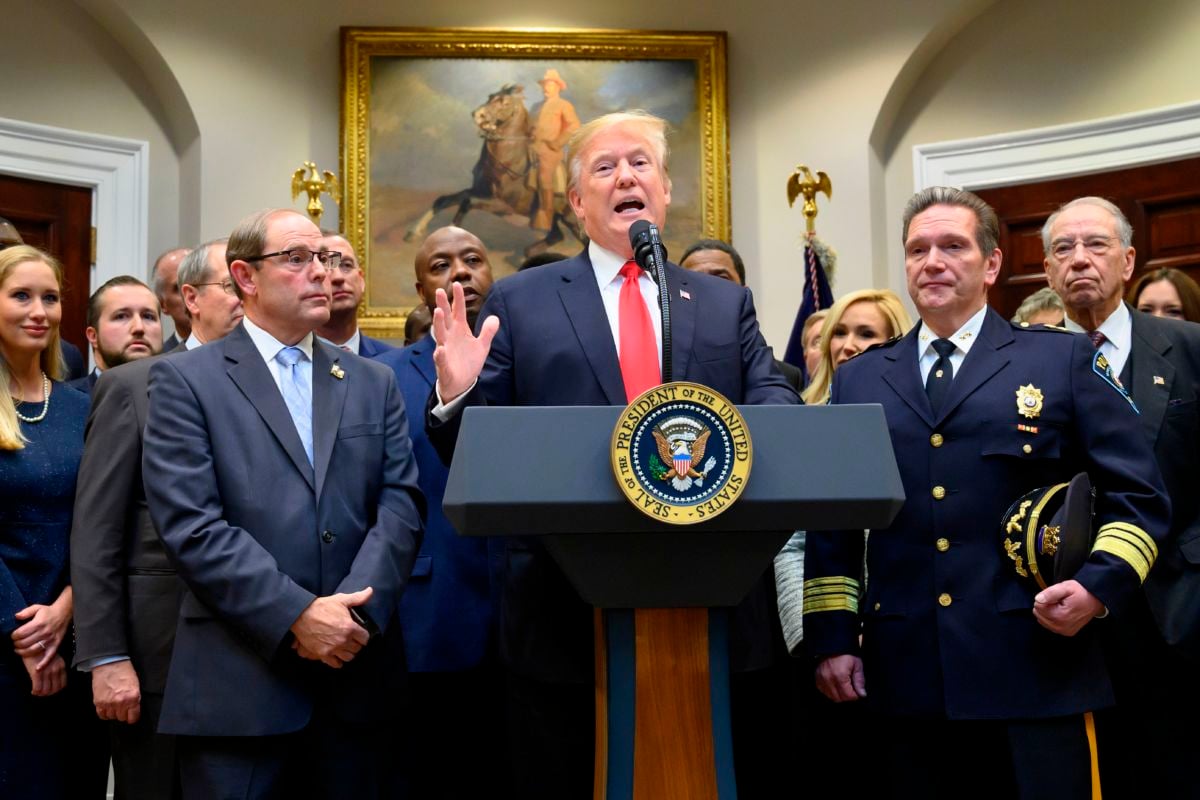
left=142, top=324, right=423, bottom=796
left=804, top=309, right=1169, bottom=719
left=376, top=335, right=498, bottom=672
left=427, top=249, right=798, bottom=793
left=430, top=250, right=798, bottom=682
left=357, top=333, right=395, bottom=359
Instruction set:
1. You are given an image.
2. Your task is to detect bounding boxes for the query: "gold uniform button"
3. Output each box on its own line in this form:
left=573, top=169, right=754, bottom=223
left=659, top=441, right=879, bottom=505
left=930, top=433, right=944, bottom=448
left=874, top=602, right=881, bottom=611
left=1022, top=444, right=1033, bottom=454
left=938, top=593, right=953, bottom=607
left=932, top=486, right=946, bottom=500
left=936, top=538, right=950, bottom=552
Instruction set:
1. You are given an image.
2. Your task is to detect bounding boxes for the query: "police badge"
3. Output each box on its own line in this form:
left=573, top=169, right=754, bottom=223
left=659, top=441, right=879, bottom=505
left=611, top=382, right=752, bottom=524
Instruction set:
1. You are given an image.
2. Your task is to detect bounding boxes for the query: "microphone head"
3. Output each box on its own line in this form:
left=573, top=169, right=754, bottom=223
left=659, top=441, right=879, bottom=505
left=628, top=220, right=655, bottom=269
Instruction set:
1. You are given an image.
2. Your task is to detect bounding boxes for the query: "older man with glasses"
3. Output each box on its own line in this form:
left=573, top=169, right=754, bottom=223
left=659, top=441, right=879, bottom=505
left=177, top=238, right=243, bottom=349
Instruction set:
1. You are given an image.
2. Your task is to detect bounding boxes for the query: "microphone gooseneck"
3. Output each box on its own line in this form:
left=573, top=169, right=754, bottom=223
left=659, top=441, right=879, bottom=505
left=627, top=221, right=672, bottom=383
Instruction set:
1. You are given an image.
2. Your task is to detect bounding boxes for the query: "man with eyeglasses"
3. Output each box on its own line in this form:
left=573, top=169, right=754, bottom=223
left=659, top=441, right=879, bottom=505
left=70, top=239, right=238, bottom=799
left=315, top=230, right=394, bottom=357
left=1044, top=196, right=1200, bottom=798
left=177, top=238, right=243, bottom=349
left=142, top=208, right=424, bottom=799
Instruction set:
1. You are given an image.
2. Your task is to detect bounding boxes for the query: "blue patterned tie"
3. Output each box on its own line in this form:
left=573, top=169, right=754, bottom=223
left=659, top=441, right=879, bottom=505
left=274, top=346, right=313, bottom=465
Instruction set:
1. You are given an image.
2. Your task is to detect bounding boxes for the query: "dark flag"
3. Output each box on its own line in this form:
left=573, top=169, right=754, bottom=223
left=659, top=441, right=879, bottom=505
left=783, top=235, right=835, bottom=374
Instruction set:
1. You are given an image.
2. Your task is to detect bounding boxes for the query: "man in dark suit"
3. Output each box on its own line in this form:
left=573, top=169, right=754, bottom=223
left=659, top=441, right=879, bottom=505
left=428, top=111, right=798, bottom=796
left=680, top=238, right=803, bottom=390
left=152, top=247, right=191, bottom=350
left=1044, top=195, right=1200, bottom=798
left=316, top=231, right=394, bottom=357
left=142, top=208, right=423, bottom=799
left=70, top=238, right=241, bottom=799
left=67, top=276, right=162, bottom=395
left=804, top=187, right=1169, bottom=799
left=375, top=225, right=505, bottom=798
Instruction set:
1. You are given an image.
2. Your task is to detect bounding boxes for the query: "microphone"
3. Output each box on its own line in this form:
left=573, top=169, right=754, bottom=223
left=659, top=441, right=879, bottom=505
left=626, top=219, right=673, bottom=382
left=628, top=219, right=669, bottom=274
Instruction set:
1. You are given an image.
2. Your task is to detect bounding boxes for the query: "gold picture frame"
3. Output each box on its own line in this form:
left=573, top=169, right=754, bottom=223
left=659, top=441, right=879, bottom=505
left=341, top=26, right=729, bottom=339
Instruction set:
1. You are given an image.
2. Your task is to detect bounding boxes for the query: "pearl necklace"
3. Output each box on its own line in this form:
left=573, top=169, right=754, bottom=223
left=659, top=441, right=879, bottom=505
left=14, top=372, right=50, bottom=424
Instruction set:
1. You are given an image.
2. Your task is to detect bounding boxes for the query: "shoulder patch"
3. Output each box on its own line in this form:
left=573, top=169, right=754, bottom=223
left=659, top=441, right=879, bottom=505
left=1092, top=350, right=1139, bottom=414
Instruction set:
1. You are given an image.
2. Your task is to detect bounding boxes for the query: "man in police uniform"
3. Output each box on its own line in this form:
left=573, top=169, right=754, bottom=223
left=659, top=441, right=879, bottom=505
left=803, top=187, right=1169, bottom=799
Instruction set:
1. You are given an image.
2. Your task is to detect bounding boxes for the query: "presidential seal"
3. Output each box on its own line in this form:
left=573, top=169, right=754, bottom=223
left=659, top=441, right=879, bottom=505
left=611, top=381, right=752, bottom=525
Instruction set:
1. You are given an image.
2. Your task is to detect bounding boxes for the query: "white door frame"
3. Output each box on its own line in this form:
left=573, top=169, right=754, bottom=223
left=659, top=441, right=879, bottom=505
left=0, top=115, right=149, bottom=288
left=913, top=100, right=1200, bottom=190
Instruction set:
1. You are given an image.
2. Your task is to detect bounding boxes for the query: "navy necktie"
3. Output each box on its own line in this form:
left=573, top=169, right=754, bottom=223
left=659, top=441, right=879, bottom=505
left=925, top=338, right=956, bottom=415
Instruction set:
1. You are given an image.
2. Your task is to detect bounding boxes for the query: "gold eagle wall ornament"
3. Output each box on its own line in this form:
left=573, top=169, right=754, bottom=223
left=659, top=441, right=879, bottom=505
left=786, top=165, right=832, bottom=235
left=291, top=161, right=341, bottom=225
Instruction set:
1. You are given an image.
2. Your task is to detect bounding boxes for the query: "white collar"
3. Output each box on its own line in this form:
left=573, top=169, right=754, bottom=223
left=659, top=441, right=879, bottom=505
left=317, top=328, right=360, bottom=353
left=589, top=241, right=635, bottom=289
left=918, top=304, right=988, bottom=356
left=242, top=315, right=314, bottom=363
left=1064, top=301, right=1131, bottom=346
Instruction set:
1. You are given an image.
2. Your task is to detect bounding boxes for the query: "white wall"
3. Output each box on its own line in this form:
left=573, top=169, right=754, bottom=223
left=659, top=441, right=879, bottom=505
left=880, top=0, right=1200, bottom=300
left=2, top=0, right=183, bottom=279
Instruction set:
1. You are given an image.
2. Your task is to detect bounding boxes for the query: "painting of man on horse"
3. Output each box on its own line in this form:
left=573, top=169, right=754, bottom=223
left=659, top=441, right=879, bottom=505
left=404, top=81, right=583, bottom=259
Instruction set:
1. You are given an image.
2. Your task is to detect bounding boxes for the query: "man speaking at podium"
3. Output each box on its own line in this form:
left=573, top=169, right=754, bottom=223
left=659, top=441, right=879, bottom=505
left=428, top=110, right=798, bottom=795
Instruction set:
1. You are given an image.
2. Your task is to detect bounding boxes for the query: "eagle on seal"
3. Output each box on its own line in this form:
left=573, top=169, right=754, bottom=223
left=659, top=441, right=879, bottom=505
left=653, top=428, right=711, bottom=482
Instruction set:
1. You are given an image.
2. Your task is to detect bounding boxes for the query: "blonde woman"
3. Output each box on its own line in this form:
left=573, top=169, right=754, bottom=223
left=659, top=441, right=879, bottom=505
left=0, top=245, right=102, bottom=797
left=800, top=289, right=913, bottom=407
left=777, top=289, right=912, bottom=652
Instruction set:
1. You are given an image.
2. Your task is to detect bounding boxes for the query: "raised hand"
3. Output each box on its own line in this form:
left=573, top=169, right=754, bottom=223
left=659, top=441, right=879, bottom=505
left=431, top=282, right=499, bottom=404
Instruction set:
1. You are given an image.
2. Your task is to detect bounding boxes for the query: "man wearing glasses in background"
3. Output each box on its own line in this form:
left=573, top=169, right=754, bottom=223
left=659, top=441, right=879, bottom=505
left=315, top=230, right=394, bottom=357
left=176, top=238, right=243, bottom=349
left=143, top=209, right=424, bottom=799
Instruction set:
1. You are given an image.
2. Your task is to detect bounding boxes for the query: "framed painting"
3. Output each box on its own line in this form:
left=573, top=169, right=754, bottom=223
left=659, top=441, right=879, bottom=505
left=341, top=26, right=729, bottom=338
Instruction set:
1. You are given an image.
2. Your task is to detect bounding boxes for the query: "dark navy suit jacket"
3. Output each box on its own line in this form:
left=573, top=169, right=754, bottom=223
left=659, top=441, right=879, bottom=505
left=142, top=323, right=424, bottom=736
left=804, top=308, right=1169, bottom=719
left=358, top=333, right=395, bottom=359
left=375, top=335, right=499, bottom=672
left=428, top=250, right=799, bottom=683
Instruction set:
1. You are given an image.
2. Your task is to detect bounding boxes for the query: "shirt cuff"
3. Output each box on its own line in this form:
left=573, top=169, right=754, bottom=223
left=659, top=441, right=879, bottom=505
left=431, top=379, right=477, bottom=421
left=77, top=654, right=131, bottom=672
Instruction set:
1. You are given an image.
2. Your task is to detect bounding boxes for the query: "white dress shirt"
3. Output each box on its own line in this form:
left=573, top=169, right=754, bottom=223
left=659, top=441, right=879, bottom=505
left=1064, top=302, right=1132, bottom=378
left=917, top=304, right=989, bottom=383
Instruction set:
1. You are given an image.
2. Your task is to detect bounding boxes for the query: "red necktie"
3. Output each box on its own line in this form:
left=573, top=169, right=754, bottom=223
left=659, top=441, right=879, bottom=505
left=618, top=260, right=660, bottom=401
left=1087, top=330, right=1107, bottom=349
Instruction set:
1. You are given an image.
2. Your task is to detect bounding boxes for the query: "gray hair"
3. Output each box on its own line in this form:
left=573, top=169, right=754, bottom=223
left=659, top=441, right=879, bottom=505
left=151, top=247, right=190, bottom=296
left=1011, top=286, right=1066, bottom=324
left=177, top=238, right=229, bottom=292
left=901, top=186, right=1000, bottom=255
left=1040, top=196, right=1133, bottom=255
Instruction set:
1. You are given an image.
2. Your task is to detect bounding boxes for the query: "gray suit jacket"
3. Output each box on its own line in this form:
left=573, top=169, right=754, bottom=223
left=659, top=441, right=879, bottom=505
left=70, top=343, right=188, bottom=692
left=142, top=324, right=424, bottom=736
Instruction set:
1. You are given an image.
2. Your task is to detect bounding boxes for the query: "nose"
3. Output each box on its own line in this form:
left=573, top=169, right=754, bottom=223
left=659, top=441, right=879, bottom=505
left=28, top=299, right=47, bottom=321
left=450, top=258, right=472, bottom=283
left=614, top=159, right=636, bottom=186
left=130, top=313, right=145, bottom=333
left=843, top=335, right=861, bottom=355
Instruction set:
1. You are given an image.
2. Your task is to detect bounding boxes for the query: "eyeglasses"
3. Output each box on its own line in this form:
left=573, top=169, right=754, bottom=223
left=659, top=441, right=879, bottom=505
left=245, top=248, right=342, bottom=270
left=193, top=280, right=236, bottom=295
left=1050, top=236, right=1117, bottom=261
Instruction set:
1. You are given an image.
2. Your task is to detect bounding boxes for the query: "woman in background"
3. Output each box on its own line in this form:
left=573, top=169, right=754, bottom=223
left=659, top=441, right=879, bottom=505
left=800, top=289, right=913, bottom=406
left=0, top=245, right=103, bottom=798
left=1127, top=267, right=1200, bottom=322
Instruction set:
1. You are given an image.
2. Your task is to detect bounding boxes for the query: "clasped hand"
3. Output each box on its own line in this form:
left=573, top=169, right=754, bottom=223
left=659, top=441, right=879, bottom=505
left=12, top=587, right=72, bottom=669
left=289, top=587, right=374, bottom=669
left=431, top=283, right=499, bottom=404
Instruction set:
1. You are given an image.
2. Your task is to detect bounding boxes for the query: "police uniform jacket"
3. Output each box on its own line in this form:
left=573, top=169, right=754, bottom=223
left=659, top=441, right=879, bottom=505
left=803, top=308, right=1169, bottom=719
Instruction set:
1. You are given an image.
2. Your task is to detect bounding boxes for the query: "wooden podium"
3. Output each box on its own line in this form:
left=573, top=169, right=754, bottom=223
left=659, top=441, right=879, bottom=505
left=444, top=404, right=904, bottom=799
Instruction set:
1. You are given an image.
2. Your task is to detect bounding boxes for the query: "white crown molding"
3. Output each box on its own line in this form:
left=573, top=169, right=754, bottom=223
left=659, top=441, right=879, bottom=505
left=0, top=116, right=149, bottom=288
left=913, top=101, right=1200, bottom=190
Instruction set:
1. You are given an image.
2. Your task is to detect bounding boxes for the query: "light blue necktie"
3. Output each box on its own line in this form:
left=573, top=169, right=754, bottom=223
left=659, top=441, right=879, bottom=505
left=274, top=345, right=313, bottom=465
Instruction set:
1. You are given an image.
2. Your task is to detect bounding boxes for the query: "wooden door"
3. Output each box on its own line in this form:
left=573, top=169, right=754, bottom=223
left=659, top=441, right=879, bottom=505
left=0, top=173, right=93, bottom=353
left=974, top=156, right=1200, bottom=319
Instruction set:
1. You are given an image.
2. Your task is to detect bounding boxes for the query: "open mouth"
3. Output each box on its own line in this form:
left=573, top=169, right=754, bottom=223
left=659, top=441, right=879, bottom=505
left=614, top=199, right=645, bottom=214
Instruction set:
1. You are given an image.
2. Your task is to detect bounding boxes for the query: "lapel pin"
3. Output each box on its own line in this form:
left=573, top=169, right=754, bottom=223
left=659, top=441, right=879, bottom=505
left=1153, top=375, right=1165, bottom=386
left=330, top=364, right=345, bottom=380
left=680, top=289, right=691, bottom=300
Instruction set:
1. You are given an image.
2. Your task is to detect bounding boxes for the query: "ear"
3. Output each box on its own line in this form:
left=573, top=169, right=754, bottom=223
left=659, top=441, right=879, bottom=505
left=415, top=281, right=427, bottom=306
left=85, top=326, right=98, bottom=347
left=181, top=284, right=200, bottom=316
left=982, top=248, right=1003, bottom=288
left=1121, top=246, right=1136, bottom=282
left=230, top=260, right=257, bottom=298
left=568, top=185, right=584, bottom=220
